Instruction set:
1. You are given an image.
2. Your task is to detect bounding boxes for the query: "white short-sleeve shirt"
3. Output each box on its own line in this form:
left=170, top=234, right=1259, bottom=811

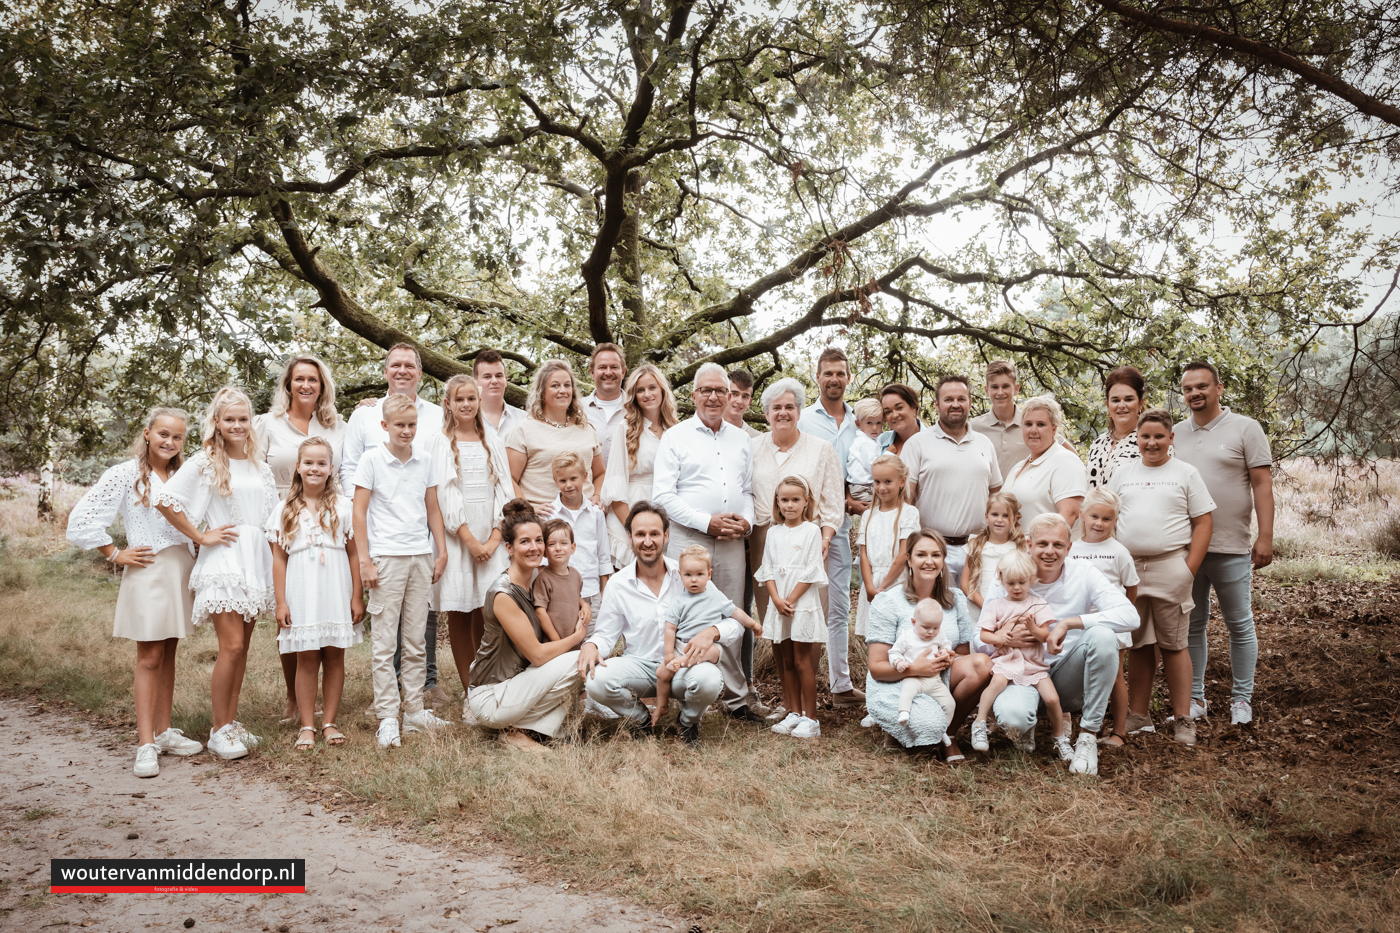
left=351, top=444, right=438, bottom=557
left=1108, top=458, right=1216, bottom=557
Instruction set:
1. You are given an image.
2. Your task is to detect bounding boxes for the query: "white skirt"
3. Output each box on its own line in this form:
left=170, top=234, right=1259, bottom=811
left=277, top=545, right=363, bottom=653
left=113, top=545, right=196, bottom=641
left=435, top=493, right=507, bottom=614
left=188, top=525, right=275, bottom=626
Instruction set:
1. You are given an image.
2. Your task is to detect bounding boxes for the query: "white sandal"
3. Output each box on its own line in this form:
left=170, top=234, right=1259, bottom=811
left=294, top=727, right=316, bottom=752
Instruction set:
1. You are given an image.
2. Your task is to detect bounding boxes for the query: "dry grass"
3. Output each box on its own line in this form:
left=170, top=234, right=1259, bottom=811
left=4, top=472, right=1400, bottom=932
left=1266, top=459, right=1400, bottom=583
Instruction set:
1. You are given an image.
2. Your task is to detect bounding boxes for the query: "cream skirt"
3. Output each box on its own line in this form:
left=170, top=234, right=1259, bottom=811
left=113, top=545, right=196, bottom=642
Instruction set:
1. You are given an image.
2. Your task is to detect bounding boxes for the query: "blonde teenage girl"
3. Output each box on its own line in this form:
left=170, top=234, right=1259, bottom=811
left=268, top=438, right=365, bottom=751
left=157, top=386, right=278, bottom=761
left=755, top=476, right=827, bottom=739
left=856, top=454, right=920, bottom=637
left=1069, top=487, right=1139, bottom=748
left=67, top=408, right=204, bottom=777
left=960, top=492, right=1025, bottom=627
left=429, top=374, right=515, bottom=724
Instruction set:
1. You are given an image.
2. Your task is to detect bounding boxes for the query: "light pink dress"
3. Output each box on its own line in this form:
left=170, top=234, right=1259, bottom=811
left=979, top=596, right=1056, bottom=686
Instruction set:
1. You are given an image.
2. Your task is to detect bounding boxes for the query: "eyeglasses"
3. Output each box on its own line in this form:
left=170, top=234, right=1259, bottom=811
left=693, top=387, right=729, bottom=398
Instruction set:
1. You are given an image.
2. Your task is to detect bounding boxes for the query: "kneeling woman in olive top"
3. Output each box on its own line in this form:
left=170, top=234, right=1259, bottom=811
left=466, top=500, right=589, bottom=751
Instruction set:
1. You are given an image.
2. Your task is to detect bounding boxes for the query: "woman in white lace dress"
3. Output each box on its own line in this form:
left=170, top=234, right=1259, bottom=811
left=599, top=363, right=679, bottom=567
left=428, top=375, right=515, bottom=720
left=66, top=407, right=206, bottom=778
left=156, top=386, right=278, bottom=761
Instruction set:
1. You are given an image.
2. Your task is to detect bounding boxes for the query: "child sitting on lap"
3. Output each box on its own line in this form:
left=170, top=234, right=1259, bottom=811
left=888, top=598, right=957, bottom=743
left=653, top=545, right=761, bottom=726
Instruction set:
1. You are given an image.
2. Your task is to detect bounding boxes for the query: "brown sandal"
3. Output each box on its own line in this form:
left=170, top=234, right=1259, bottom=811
left=321, top=723, right=345, bottom=747
left=1098, top=731, right=1127, bottom=748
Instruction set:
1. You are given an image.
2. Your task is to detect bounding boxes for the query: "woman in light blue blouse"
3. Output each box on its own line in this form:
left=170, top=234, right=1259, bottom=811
left=865, top=529, right=990, bottom=759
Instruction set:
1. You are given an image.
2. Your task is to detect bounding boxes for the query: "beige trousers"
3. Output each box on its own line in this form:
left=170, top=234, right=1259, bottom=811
left=667, top=523, right=751, bottom=711
left=369, top=554, right=432, bottom=721
left=467, top=652, right=583, bottom=737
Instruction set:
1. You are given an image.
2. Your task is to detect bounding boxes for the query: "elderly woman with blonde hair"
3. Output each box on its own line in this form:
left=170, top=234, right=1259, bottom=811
left=1001, top=395, right=1087, bottom=528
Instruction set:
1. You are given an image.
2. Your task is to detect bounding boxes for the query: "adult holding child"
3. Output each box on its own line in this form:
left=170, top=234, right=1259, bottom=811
left=67, top=407, right=206, bottom=777
left=1174, top=360, right=1274, bottom=726
left=506, top=358, right=606, bottom=514
left=156, top=387, right=279, bottom=761
left=900, top=375, right=1004, bottom=581
left=256, top=354, right=347, bottom=724
left=1001, top=396, right=1087, bottom=529
left=467, top=501, right=590, bottom=751
left=429, top=374, right=516, bottom=724
left=599, top=362, right=680, bottom=567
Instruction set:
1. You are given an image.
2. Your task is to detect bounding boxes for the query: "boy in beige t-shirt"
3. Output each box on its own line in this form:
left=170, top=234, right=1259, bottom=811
left=533, top=519, right=590, bottom=639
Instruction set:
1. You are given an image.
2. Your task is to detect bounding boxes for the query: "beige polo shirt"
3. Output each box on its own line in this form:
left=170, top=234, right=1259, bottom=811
left=1003, top=444, right=1088, bottom=522
left=1172, top=408, right=1272, bottom=554
left=900, top=423, right=1003, bottom=537
left=970, top=405, right=1031, bottom=478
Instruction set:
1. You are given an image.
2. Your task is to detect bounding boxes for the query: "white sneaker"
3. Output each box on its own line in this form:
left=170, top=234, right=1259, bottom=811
left=897, top=710, right=910, bottom=724
left=153, top=728, right=203, bottom=757
left=1068, top=732, right=1098, bottom=775
left=1230, top=700, right=1253, bottom=724
left=207, top=725, right=248, bottom=760
left=970, top=720, right=990, bottom=751
left=1191, top=698, right=1209, bottom=720
left=770, top=712, right=802, bottom=735
left=584, top=697, right=621, bottom=720
left=402, top=709, right=452, bottom=734
left=859, top=714, right=875, bottom=728
left=228, top=721, right=260, bottom=749
left=133, top=743, right=160, bottom=778
left=1053, top=732, right=1074, bottom=762
left=376, top=717, right=402, bottom=749
left=461, top=699, right=479, bottom=726
left=789, top=716, right=821, bottom=738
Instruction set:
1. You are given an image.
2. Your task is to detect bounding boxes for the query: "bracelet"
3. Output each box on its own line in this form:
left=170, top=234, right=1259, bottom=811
left=106, top=549, right=119, bottom=564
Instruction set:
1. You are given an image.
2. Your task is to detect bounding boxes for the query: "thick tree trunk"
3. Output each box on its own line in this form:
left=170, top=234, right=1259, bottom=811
left=615, top=170, right=646, bottom=363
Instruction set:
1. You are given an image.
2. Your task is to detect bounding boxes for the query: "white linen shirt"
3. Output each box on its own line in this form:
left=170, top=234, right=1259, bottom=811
left=351, top=444, right=438, bottom=557
left=549, top=496, right=614, bottom=598
left=339, top=395, right=444, bottom=493
left=66, top=459, right=193, bottom=555
left=799, top=400, right=858, bottom=480
left=651, top=416, right=754, bottom=534
left=983, top=559, right=1138, bottom=658
left=581, top=392, right=627, bottom=470
left=585, top=556, right=743, bottom=664
left=484, top=403, right=527, bottom=441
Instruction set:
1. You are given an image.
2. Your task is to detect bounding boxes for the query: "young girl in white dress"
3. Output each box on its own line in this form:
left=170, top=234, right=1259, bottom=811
left=66, top=407, right=205, bottom=778
left=157, top=386, right=277, bottom=761
left=429, top=374, right=514, bottom=723
left=268, top=437, right=364, bottom=751
left=755, top=475, right=827, bottom=739
left=960, top=491, right=1025, bottom=627
left=856, top=455, right=921, bottom=637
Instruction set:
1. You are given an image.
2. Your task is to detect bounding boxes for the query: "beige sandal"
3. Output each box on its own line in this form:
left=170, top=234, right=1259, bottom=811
left=322, top=723, right=345, bottom=747
left=294, top=727, right=316, bottom=752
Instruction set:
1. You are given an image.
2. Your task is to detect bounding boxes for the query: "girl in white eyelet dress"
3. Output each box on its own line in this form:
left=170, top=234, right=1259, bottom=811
left=156, top=387, right=278, bottom=761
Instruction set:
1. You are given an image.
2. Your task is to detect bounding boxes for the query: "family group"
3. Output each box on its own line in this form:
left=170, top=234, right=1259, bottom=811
left=66, top=340, right=1273, bottom=779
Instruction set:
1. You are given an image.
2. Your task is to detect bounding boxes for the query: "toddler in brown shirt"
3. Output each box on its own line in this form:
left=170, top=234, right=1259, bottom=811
left=533, top=519, right=590, bottom=639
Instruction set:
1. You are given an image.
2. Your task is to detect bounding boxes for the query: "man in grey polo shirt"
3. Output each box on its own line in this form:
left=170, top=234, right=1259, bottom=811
left=901, top=374, right=1003, bottom=580
left=1173, top=360, right=1274, bottom=726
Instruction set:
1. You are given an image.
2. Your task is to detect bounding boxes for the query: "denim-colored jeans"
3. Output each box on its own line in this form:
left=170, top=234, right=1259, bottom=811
left=1188, top=552, right=1258, bottom=704
left=991, top=625, right=1120, bottom=733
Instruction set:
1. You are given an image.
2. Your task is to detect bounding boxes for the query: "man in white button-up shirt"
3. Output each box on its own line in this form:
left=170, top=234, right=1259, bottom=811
left=473, top=349, right=526, bottom=439
left=580, top=343, right=628, bottom=470
left=651, top=362, right=759, bottom=719
left=338, top=343, right=447, bottom=705
left=579, top=503, right=743, bottom=745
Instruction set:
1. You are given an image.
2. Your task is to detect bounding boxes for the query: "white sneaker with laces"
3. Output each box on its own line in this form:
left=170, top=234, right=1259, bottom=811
left=153, top=728, right=203, bottom=756
left=229, top=721, right=260, bottom=749
left=376, top=718, right=402, bottom=749
left=1053, top=732, right=1074, bottom=762
left=402, top=709, right=452, bottom=734
left=789, top=716, right=821, bottom=738
left=133, top=743, right=160, bottom=778
left=1190, top=698, right=1209, bottom=720
left=770, top=712, right=802, bottom=735
left=1069, top=732, right=1098, bottom=775
left=584, top=697, right=621, bottom=719
left=207, top=725, right=248, bottom=760
left=970, top=720, right=990, bottom=751
left=859, top=714, right=875, bottom=728
left=1230, top=700, right=1253, bottom=725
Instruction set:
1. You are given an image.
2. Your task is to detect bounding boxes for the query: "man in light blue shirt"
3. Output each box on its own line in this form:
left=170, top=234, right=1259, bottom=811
left=796, top=347, right=865, bottom=707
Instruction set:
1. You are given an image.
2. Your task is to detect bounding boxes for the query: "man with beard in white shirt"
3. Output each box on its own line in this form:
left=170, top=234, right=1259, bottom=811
left=580, top=343, right=628, bottom=470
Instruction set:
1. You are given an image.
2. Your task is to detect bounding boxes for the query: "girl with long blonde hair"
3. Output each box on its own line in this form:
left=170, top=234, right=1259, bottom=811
left=268, top=437, right=365, bottom=750
left=960, top=491, right=1027, bottom=626
left=157, top=386, right=279, bottom=761
left=429, top=374, right=515, bottom=721
left=599, top=363, right=679, bottom=566
left=855, top=454, right=921, bottom=638
left=67, top=407, right=204, bottom=777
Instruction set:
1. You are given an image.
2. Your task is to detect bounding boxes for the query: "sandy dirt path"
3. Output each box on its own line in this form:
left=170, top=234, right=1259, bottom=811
left=0, top=700, right=679, bottom=932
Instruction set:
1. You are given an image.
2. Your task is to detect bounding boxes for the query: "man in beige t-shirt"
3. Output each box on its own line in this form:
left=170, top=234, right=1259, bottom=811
left=1172, top=361, right=1274, bottom=727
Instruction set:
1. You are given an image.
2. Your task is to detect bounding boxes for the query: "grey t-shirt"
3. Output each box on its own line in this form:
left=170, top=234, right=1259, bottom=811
left=663, top=586, right=737, bottom=644
left=1172, top=409, right=1272, bottom=555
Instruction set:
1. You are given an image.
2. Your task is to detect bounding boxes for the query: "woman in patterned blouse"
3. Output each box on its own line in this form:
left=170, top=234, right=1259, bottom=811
left=1087, top=366, right=1151, bottom=489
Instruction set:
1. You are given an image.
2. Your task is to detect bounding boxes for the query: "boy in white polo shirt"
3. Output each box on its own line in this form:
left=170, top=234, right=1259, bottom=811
left=548, top=451, right=613, bottom=610
left=352, top=393, right=451, bottom=749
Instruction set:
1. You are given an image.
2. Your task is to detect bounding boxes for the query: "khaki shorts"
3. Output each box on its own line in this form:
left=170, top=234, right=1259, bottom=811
left=1132, top=549, right=1196, bottom=652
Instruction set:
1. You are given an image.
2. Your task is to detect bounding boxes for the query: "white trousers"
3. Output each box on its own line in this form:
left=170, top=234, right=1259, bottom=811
left=467, top=652, right=583, bottom=738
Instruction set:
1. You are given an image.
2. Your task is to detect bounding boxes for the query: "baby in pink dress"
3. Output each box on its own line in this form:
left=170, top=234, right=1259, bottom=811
left=970, top=550, right=1071, bottom=760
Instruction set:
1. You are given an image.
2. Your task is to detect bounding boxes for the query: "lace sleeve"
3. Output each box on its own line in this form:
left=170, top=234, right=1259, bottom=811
left=65, top=461, right=132, bottom=550
left=264, top=501, right=288, bottom=545
left=156, top=453, right=212, bottom=525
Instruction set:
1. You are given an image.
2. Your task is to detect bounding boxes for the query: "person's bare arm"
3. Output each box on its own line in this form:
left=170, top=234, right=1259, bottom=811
left=1186, top=512, right=1213, bottom=575
left=425, top=486, right=448, bottom=584
left=859, top=545, right=877, bottom=599
left=1055, top=495, right=1084, bottom=529
left=877, top=540, right=911, bottom=592
left=345, top=534, right=365, bottom=624
left=610, top=501, right=630, bottom=525
left=272, top=542, right=291, bottom=629
left=590, top=453, right=607, bottom=508
left=730, top=607, right=763, bottom=634
left=495, top=592, right=585, bottom=666
left=1249, top=465, right=1274, bottom=569
left=1125, top=583, right=1138, bottom=604
left=155, top=503, right=236, bottom=549
left=869, top=643, right=949, bottom=683
left=784, top=581, right=813, bottom=605
left=352, top=487, right=377, bottom=588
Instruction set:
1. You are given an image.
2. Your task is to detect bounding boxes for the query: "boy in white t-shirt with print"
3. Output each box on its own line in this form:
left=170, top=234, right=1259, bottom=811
left=352, top=393, right=451, bottom=750
left=1069, top=487, right=1139, bottom=749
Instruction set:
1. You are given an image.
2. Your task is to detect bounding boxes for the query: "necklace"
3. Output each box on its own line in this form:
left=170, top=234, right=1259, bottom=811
left=544, top=417, right=569, bottom=429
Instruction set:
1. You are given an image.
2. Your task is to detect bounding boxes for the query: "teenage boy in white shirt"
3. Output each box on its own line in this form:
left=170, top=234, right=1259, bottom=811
left=474, top=348, right=527, bottom=439
left=352, top=394, right=452, bottom=750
